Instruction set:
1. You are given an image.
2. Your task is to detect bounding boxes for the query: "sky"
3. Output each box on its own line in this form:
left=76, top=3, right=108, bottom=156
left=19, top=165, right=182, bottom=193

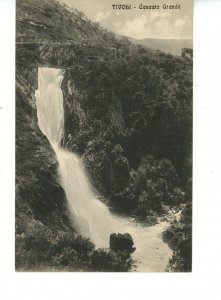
left=60, top=0, right=193, bottom=40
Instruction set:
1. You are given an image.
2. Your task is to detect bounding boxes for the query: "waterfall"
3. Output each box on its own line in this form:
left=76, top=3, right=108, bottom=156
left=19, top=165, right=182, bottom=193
left=35, top=67, right=172, bottom=271
left=35, top=67, right=121, bottom=246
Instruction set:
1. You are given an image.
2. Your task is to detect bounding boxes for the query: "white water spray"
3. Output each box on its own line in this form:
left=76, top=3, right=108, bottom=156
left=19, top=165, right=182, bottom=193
left=35, top=67, right=172, bottom=271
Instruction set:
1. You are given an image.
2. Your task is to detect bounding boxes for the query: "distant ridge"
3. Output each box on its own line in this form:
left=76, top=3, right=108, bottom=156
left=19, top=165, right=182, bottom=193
left=116, top=34, right=193, bottom=56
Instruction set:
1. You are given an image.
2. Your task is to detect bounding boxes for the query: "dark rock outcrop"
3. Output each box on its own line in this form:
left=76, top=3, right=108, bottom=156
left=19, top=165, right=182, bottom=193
left=110, top=233, right=136, bottom=253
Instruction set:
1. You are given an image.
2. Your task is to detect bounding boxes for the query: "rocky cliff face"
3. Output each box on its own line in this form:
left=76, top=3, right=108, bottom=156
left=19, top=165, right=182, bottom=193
left=16, top=68, right=69, bottom=227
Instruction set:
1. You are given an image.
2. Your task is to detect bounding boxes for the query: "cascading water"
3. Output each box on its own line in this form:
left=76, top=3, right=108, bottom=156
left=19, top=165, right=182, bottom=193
left=35, top=67, right=172, bottom=272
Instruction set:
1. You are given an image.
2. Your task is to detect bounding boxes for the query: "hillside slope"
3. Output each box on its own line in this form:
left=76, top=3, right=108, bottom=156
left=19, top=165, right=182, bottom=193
left=17, top=0, right=119, bottom=46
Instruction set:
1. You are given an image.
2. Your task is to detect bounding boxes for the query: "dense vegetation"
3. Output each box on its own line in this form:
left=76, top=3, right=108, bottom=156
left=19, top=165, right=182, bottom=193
left=16, top=0, right=192, bottom=271
left=62, top=42, right=192, bottom=221
left=164, top=202, right=192, bottom=272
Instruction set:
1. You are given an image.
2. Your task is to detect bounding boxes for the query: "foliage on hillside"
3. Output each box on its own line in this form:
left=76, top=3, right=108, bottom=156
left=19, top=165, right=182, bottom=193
left=16, top=218, right=133, bottom=272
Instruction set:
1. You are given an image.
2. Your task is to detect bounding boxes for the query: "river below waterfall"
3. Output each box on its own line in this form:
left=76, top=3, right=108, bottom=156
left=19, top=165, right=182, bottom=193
left=130, top=221, right=172, bottom=272
left=35, top=67, right=172, bottom=272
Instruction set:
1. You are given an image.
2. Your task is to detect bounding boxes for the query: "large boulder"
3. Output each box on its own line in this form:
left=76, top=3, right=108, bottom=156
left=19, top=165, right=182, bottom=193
left=109, top=233, right=136, bottom=253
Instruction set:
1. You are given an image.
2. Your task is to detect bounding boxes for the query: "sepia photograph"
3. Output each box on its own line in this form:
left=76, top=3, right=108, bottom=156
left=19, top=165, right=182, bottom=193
left=15, top=0, right=193, bottom=272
